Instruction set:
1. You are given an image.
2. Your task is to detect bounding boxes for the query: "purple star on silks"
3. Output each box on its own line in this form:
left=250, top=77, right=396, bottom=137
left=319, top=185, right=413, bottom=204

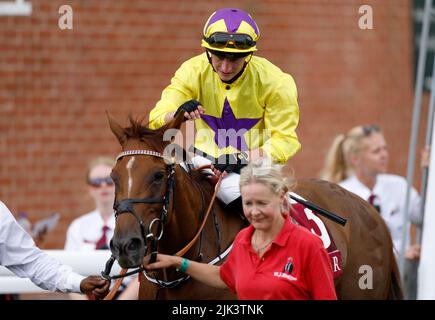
left=201, top=98, right=261, bottom=151
left=206, top=8, right=259, bottom=35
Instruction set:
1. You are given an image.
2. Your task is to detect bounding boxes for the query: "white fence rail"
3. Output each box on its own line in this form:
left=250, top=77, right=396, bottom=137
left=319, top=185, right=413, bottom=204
left=0, top=250, right=121, bottom=294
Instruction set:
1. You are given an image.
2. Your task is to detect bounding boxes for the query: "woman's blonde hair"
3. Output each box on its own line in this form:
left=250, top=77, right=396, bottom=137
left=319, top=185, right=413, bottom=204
left=239, top=157, right=293, bottom=196
left=85, top=156, right=115, bottom=181
left=320, top=124, right=381, bottom=183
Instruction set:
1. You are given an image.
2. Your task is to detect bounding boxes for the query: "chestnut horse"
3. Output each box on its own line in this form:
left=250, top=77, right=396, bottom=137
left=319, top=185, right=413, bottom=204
left=107, top=112, right=403, bottom=299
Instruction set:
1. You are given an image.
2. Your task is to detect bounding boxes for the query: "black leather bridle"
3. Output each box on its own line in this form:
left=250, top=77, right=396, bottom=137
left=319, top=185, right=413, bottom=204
left=101, top=148, right=235, bottom=292
left=101, top=150, right=176, bottom=280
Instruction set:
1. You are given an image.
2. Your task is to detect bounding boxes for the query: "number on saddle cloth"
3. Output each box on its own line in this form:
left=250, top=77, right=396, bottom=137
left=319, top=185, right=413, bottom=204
left=286, top=193, right=343, bottom=278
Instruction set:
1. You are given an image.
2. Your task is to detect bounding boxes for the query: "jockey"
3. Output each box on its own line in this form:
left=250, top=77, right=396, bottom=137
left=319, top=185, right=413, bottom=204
left=149, top=8, right=301, bottom=214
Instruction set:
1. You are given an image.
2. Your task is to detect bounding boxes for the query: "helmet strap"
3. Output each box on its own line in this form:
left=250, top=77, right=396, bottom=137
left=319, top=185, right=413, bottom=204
left=206, top=50, right=215, bottom=72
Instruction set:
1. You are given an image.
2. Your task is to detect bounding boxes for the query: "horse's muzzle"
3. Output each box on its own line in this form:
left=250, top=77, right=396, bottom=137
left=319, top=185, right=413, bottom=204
left=110, top=236, right=146, bottom=268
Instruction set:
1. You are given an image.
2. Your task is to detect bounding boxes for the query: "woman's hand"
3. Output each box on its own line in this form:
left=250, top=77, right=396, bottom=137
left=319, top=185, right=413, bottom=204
left=145, top=254, right=181, bottom=271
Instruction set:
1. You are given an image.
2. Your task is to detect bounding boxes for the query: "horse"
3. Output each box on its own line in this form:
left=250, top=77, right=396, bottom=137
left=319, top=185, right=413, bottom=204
left=107, top=112, right=403, bottom=300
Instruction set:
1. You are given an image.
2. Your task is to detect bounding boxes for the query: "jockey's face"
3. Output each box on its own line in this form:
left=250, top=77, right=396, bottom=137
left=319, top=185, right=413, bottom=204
left=209, top=52, right=246, bottom=82
left=357, top=132, right=389, bottom=176
left=88, top=164, right=115, bottom=207
left=241, top=182, right=286, bottom=233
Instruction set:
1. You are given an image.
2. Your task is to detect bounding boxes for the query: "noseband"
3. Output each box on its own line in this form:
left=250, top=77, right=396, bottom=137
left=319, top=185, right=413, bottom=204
left=101, top=150, right=176, bottom=280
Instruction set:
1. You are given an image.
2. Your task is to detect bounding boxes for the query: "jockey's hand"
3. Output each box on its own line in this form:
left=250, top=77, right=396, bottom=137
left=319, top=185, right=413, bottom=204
left=211, top=166, right=229, bottom=178
left=80, top=276, right=110, bottom=300
left=175, top=99, right=204, bottom=121
left=212, top=152, right=249, bottom=174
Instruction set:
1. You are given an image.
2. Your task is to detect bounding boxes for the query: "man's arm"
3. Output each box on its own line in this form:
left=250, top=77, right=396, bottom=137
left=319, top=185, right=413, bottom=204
left=1, top=202, right=108, bottom=296
left=261, top=74, right=301, bottom=163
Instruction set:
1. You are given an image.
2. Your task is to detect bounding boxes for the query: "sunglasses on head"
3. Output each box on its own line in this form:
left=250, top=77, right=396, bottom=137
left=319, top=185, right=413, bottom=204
left=87, top=176, right=114, bottom=188
left=204, top=32, right=256, bottom=50
left=362, top=124, right=380, bottom=136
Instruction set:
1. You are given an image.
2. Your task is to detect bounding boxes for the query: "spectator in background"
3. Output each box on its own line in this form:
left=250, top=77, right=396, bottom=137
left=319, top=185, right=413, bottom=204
left=421, top=145, right=431, bottom=169
left=64, top=156, right=139, bottom=300
left=0, top=201, right=109, bottom=298
left=320, top=124, right=422, bottom=260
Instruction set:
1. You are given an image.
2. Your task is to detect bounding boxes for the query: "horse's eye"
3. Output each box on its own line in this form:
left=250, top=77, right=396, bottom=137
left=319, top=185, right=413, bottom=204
left=153, top=172, right=165, bottom=182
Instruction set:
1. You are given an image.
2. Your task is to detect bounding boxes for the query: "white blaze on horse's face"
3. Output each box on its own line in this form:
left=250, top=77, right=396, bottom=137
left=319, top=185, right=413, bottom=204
left=126, top=157, right=135, bottom=197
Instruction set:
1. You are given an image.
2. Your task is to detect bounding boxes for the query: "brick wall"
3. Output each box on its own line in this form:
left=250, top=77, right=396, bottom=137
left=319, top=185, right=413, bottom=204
left=0, top=0, right=426, bottom=249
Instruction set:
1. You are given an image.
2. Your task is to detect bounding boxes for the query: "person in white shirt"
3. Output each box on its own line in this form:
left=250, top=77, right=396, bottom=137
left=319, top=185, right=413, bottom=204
left=0, top=201, right=109, bottom=298
left=320, top=124, right=422, bottom=260
left=65, top=156, right=139, bottom=300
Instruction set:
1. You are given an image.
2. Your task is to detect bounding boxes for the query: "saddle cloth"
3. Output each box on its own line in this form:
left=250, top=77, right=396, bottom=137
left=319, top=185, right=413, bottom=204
left=287, top=193, right=343, bottom=278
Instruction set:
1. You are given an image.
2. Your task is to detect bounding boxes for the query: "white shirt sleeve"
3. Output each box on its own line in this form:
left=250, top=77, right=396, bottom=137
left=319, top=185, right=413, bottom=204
left=0, top=201, right=85, bottom=293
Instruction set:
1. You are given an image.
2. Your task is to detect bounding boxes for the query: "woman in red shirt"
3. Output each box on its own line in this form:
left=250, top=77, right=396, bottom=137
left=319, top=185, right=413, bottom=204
left=146, top=157, right=337, bottom=300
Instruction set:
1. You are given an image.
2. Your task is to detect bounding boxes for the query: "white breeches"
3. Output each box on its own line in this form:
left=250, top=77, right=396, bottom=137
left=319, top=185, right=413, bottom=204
left=181, top=156, right=240, bottom=205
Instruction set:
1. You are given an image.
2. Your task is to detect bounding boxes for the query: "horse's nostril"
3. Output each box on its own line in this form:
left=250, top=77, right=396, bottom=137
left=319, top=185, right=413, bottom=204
left=127, top=238, right=143, bottom=252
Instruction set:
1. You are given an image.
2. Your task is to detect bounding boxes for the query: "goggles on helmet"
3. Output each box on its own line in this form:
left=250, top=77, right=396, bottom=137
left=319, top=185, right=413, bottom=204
left=203, top=32, right=256, bottom=50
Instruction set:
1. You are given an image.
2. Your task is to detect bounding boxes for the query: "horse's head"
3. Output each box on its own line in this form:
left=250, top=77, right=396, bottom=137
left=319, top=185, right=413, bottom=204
left=107, top=112, right=185, bottom=268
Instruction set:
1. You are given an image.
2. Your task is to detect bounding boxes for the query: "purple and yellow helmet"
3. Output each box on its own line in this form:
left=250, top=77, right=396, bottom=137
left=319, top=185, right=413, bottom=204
left=202, top=8, right=260, bottom=53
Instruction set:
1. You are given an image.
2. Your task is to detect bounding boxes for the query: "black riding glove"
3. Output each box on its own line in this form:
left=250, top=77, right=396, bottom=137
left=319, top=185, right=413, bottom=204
left=175, top=99, right=201, bottom=121
left=214, top=152, right=249, bottom=174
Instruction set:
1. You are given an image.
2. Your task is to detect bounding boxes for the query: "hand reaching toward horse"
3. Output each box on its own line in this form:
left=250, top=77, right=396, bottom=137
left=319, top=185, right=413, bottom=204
left=80, top=276, right=110, bottom=299
left=145, top=253, right=181, bottom=270
left=145, top=254, right=227, bottom=289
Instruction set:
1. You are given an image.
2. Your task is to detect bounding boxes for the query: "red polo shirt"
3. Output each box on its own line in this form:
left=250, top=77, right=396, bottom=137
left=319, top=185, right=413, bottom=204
left=220, top=216, right=337, bottom=300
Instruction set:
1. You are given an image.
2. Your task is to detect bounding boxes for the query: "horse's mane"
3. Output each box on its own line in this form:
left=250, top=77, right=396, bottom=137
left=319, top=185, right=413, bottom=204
left=122, top=114, right=205, bottom=183
left=123, top=114, right=169, bottom=152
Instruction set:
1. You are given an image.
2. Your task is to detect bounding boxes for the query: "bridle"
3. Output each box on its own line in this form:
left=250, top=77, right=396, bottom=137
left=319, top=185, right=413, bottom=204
left=113, top=150, right=176, bottom=252
left=102, top=148, right=232, bottom=300
left=101, top=149, right=176, bottom=281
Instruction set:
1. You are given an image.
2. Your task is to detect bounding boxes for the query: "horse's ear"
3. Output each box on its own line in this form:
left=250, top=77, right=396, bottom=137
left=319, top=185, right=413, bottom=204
left=165, top=111, right=185, bottom=131
left=106, top=111, right=127, bottom=146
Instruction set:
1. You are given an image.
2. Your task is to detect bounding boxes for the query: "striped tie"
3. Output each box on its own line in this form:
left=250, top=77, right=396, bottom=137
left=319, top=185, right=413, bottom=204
left=95, top=226, right=109, bottom=250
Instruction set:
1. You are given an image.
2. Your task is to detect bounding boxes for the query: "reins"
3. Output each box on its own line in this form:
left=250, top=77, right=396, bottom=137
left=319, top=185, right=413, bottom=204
left=103, top=159, right=223, bottom=300
left=176, top=168, right=222, bottom=256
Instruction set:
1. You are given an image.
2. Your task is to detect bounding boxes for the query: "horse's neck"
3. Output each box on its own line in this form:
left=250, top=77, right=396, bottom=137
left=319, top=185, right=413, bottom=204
left=174, top=166, right=209, bottom=213
left=160, top=166, right=210, bottom=251
left=161, top=166, right=244, bottom=261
